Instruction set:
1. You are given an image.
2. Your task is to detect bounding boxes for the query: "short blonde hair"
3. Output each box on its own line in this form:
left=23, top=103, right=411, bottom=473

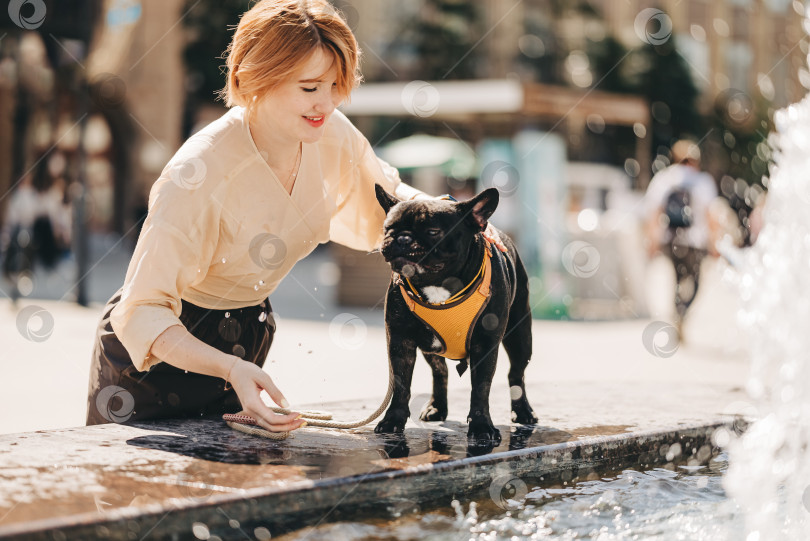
left=220, top=0, right=361, bottom=107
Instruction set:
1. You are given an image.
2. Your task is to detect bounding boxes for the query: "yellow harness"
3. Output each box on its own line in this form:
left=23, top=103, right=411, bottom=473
left=396, top=242, right=493, bottom=361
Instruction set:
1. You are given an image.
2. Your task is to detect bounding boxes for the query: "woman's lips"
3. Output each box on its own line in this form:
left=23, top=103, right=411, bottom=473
left=303, top=115, right=324, bottom=127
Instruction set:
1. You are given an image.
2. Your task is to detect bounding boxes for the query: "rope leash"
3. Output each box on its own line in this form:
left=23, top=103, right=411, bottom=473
left=223, top=359, right=394, bottom=440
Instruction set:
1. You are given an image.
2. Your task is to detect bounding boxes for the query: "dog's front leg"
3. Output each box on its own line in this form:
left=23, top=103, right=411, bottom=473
left=420, top=353, right=448, bottom=421
left=375, top=334, right=417, bottom=434
left=467, top=344, right=501, bottom=444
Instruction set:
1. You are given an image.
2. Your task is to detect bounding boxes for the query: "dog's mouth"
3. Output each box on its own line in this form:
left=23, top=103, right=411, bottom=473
left=389, top=254, right=419, bottom=269
left=388, top=254, right=444, bottom=275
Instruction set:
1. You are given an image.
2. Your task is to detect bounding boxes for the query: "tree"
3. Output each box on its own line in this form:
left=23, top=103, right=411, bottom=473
left=182, top=1, right=250, bottom=131
left=588, top=35, right=634, bottom=94
left=634, top=41, right=703, bottom=154
left=409, top=0, right=481, bottom=80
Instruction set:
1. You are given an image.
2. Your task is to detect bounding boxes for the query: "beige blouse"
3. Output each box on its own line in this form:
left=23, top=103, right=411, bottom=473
left=110, top=107, right=423, bottom=372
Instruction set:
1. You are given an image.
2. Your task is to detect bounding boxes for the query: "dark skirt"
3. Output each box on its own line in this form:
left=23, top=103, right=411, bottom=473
left=85, top=288, right=275, bottom=425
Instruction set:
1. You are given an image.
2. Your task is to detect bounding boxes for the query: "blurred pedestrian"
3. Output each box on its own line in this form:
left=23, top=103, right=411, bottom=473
left=85, top=0, right=505, bottom=433
left=643, top=140, right=718, bottom=336
left=1, top=174, right=38, bottom=302
left=1, top=154, right=69, bottom=302
left=41, top=152, right=73, bottom=260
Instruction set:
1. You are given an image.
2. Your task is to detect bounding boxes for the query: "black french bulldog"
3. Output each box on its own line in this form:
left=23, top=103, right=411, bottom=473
left=373, top=184, right=538, bottom=444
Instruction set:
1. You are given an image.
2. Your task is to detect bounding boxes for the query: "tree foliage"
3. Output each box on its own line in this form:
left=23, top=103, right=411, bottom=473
left=634, top=42, right=703, bottom=152
left=181, top=0, right=249, bottom=127
left=408, top=0, right=480, bottom=80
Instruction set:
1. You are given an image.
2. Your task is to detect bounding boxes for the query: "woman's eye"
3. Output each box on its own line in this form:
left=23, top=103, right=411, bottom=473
left=302, top=87, right=317, bottom=93
left=426, top=229, right=441, bottom=236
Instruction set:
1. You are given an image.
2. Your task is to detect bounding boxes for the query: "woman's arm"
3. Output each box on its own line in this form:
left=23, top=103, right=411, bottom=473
left=111, top=156, right=303, bottom=433
left=150, top=325, right=305, bottom=433
left=394, top=182, right=429, bottom=201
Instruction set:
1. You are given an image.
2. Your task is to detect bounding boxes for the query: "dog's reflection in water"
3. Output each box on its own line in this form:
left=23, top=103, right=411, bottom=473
left=380, top=434, right=410, bottom=459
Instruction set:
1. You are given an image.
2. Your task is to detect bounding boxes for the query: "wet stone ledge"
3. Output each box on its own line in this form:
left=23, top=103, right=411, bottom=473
left=0, top=414, right=736, bottom=541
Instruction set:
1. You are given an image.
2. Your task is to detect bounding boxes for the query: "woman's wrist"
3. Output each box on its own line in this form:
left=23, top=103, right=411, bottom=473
left=223, top=356, right=241, bottom=391
left=150, top=326, right=248, bottom=384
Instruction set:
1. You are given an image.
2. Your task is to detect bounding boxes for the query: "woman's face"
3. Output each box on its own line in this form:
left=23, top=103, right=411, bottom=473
left=256, top=48, right=343, bottom=146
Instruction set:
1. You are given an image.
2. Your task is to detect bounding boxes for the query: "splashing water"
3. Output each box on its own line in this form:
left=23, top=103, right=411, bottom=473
left=722, top=86, right=810, bottom=537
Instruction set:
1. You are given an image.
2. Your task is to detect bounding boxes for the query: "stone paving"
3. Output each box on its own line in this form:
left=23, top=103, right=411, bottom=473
left=0, top=387, right=742, bottom=540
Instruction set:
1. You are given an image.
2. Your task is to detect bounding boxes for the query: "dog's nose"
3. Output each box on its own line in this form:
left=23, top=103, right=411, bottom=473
left=396, top=234, right=413, bottom=245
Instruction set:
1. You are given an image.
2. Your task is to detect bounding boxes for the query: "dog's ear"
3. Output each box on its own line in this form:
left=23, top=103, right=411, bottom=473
left=459, top=188, right=499, bottom=231
left=375, top=184, right=401, bottom=214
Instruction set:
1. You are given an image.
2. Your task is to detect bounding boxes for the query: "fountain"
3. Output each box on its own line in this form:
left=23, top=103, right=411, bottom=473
left=723, top=49, right=810, bottom=539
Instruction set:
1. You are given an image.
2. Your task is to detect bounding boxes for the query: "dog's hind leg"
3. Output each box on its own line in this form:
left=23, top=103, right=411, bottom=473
left=502, top=262, right=539, bottom=425
left=419, top=353, right=448, bottom=421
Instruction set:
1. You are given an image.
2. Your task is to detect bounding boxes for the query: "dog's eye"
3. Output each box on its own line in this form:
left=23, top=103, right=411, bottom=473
left=425, top=229, right=442, bottom=236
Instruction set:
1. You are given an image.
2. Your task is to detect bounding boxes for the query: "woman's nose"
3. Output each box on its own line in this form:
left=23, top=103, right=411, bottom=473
left=317, top=92, right=336, bottom=115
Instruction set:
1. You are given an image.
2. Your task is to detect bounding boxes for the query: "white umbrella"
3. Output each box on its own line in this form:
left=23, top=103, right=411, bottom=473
left=378, top=134, right=477, bottom=179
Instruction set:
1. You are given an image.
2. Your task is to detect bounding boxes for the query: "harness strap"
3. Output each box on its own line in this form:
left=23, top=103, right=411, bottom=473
left=396, top=241, right=494, bottom=361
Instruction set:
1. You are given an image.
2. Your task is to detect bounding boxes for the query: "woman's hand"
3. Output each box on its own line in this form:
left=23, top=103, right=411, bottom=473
left=483, top=223, right=508, bottom=252
left=229, top=359, right=305, bottom=433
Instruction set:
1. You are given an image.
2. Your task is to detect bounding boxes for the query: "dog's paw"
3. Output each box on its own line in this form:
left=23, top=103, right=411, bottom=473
left=419, top=402, right=447, bottom=422
left=374, top=420, right=405, bottom=434
left=467, top=416, right=502, bottom=445
left=511, top=404, right=539, bottom=425
left=375, top=410, right=408, bottom=434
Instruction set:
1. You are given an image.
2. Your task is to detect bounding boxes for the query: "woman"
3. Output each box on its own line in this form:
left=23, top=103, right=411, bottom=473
left=86, top=0, right=502, bottom=435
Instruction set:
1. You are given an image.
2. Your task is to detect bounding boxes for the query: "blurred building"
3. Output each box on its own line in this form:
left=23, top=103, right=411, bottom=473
left=603, top=0, right=805, bottom=110
left=0, top=0, right=185, bottom=238
left=85, top=0, right=186, bottom=237
left=350, top=0, right=805, bottom=110
left=2, top=0, right=805, bottom=236
left=339, top=0, right=805, bottom=317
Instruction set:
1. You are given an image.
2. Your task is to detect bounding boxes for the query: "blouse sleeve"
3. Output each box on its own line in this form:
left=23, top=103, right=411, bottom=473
left=109, top=160, right=224, bottom=372
left=328, top=113, right=425, bottom=251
